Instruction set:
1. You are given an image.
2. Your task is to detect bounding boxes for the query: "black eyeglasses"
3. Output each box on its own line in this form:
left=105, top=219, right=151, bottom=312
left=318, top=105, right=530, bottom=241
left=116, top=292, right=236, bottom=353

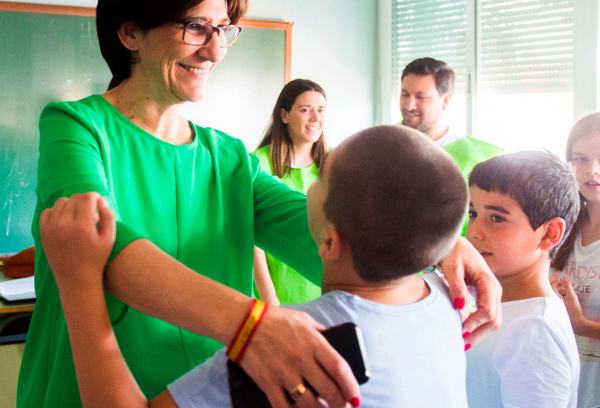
left=178, top=20, right=242, bottom=48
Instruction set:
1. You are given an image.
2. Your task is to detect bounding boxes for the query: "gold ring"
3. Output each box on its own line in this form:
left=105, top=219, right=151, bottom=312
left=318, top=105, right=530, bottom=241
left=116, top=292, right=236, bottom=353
left=289, top=383, right=307, bottom=400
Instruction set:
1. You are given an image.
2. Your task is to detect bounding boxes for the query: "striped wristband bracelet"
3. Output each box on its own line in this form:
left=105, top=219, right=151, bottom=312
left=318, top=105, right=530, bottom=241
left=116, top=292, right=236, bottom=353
left=227, top=299, right=269, bottom=364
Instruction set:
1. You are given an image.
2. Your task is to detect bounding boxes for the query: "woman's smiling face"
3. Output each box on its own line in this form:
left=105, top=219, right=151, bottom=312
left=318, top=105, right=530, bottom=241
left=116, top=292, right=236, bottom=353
left=282, top=91, right=327, bottom=146
left=131, top=0, right=229, bottom=104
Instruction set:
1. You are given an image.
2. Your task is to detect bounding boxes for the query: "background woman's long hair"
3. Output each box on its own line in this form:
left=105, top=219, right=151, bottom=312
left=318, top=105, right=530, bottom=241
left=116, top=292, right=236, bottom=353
left=552, top=112, right=600, bottom=271
left=257, top=79, right=327, bottom=178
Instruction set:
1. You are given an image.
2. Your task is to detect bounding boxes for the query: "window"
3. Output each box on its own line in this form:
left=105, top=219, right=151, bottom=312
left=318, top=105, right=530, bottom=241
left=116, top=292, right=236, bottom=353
left=390, top=0, right=575, bottom=156
left=476, top=0, right=574, bottom=155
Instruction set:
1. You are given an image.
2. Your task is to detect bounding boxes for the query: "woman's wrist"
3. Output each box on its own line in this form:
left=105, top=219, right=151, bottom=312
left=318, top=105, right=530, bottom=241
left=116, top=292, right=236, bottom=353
left=213, top=295, right=256, bottom=346
left=227, top=299, right=269, bottom=364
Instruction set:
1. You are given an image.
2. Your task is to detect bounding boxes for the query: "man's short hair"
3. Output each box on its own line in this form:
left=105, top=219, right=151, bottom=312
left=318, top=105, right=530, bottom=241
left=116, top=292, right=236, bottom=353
left=323, top=125, right=467, bottom=283
left=468, top=151, right=580, bottom=258
left=401, top=57, right=455, bottom=95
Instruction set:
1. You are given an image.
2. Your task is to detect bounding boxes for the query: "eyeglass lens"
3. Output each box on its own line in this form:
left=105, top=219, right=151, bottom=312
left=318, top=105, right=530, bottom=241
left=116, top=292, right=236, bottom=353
left=184, top=23, right=240, bottom=47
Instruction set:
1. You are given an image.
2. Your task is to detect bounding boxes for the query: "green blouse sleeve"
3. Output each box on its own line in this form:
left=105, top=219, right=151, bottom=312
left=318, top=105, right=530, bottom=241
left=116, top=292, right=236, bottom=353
left=250, top=154, right=322, bottom=286
left=37, top=103, right=144, bottom=262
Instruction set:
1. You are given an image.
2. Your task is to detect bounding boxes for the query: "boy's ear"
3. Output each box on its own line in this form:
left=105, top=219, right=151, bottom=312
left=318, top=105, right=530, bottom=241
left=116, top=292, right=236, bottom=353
left=318, top=225, right=343, bottom=261
left=539, top=217, right=566, bottom=251
left=117, top=21, right=141, bottom=51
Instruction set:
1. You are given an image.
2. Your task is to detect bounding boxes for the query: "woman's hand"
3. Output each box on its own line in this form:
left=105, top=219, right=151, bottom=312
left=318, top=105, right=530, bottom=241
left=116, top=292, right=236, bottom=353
left=442, top=237, right=503, bottom=348
left=39, top=192, right=115, bottom=294
left=240, top=306, right=360, bottom=408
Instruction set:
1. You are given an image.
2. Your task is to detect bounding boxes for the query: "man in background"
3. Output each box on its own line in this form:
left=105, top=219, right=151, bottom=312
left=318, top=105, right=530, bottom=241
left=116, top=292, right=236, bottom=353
left=399, top=57, right=503, bottom=180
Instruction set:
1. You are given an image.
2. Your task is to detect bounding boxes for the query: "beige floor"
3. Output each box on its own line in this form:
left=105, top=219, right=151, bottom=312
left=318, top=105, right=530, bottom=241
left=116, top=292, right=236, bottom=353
left=0, top=343, right=25, bottom=408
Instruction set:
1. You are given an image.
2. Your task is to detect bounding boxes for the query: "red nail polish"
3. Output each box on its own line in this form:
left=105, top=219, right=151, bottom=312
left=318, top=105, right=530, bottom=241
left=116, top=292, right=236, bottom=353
left=462, top=331, right=471, bottom=339
left=465, top=344, right=472, bottom=351
left=350, top=397, right=360, bottom=407
left=454, top=297, right=466, bottom=310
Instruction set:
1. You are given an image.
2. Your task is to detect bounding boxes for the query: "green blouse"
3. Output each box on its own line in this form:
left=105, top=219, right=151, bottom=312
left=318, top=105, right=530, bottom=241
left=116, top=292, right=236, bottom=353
left=17, top=95, right=321, bottom=408
left=251, top=146, right=322, bottom=304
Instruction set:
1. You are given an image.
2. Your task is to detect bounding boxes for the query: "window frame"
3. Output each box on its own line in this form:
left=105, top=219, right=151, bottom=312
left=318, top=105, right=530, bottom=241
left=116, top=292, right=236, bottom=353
left=380, top=0, right=598, bottom=139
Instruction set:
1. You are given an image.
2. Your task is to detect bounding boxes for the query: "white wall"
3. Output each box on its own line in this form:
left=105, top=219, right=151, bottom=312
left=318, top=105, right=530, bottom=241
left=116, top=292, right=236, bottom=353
left=3, top=0, right=377, bottom=147
left=573, top=0, right=600, bottom=120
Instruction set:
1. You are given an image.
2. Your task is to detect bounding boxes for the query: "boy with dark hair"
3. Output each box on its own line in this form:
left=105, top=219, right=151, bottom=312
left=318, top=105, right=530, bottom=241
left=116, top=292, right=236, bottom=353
left=465, top=151, right=581, bottom=408
left=41, top=125, right=471, bottom=408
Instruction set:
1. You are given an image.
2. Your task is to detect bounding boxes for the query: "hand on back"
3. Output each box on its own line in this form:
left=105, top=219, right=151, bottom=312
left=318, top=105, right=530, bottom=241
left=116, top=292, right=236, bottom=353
left=443, top=237, right=503, bottom=348
left=241, top=306, right=360, bottom=408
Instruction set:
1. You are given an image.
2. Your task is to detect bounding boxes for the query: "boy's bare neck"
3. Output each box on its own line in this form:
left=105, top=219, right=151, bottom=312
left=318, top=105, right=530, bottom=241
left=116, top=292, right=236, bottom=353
left=321, top=262, right=430, bottom=305
left=498, top=260, right=557, bottom=302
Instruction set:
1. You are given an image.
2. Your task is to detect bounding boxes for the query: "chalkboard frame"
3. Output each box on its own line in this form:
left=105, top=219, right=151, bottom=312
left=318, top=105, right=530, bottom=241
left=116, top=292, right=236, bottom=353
left=0, top=1, right=293, bottom=82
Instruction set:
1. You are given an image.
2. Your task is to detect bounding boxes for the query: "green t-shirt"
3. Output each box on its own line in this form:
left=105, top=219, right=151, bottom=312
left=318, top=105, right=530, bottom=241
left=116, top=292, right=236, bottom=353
left=251, top=145, right=321, bottom=304
left=442, top=136, right=504, bottom=181
left=395, top=122, right=503, bottom=179
left=18, top=95, right=321, bottom=408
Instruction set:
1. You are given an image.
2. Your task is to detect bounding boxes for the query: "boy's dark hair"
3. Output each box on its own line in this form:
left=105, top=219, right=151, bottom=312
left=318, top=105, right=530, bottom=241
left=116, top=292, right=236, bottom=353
left=257, top=79, right=328, bottom=178
left=96, top=0, right=248, bottom=90
left=469, top=151, right=580, bottom=258
left=401, top=57, right=455, bottom=95
left=323, top=125, right=467, bottom=283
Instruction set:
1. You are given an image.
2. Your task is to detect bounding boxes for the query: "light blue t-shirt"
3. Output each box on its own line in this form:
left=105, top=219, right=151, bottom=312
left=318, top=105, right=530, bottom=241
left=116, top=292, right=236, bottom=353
left=167, top=273, right=468, bottom=408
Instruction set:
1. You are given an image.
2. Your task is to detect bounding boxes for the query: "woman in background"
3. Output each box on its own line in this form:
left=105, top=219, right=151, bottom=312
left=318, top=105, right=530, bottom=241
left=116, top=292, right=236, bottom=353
left=253, top=79, right=327, bottom=305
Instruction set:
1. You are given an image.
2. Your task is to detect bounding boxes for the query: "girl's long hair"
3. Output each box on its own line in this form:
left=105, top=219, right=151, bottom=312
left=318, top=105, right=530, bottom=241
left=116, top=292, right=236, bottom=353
left=552, top=113, right=600, bottom=271
left=257, top=79, right=327, bottom=178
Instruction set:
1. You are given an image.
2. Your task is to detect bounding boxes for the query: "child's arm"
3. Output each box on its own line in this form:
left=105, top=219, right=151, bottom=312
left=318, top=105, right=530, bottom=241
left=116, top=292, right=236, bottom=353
left=551, top=275, right=600, bottom=339
left=253, top=246, right=280, bottom=306
left=40, top=193, right=177, bottom=408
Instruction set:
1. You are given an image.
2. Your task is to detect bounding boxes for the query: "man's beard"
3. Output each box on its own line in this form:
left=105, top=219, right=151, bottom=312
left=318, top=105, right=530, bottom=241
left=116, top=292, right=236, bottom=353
left=403, top=111, right=436, bottom=135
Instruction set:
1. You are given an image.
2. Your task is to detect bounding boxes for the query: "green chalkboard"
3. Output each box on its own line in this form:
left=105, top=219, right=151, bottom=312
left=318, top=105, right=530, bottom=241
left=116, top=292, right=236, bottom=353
left=0, top=9, right=287, bottom=254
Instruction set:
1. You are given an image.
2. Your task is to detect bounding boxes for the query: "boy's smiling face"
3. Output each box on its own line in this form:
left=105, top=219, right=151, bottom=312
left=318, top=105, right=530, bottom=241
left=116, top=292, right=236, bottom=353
left=466, top=186, right=547, bottom=278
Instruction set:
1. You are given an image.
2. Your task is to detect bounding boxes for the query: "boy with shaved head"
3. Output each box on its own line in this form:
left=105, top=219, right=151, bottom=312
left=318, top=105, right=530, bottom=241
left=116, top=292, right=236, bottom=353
left=40, top=125, right=472, bottom=408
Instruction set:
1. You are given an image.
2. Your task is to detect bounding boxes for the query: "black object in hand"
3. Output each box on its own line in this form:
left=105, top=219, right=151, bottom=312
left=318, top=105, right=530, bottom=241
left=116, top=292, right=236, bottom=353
left=228, top=322, right=370, bottom=408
